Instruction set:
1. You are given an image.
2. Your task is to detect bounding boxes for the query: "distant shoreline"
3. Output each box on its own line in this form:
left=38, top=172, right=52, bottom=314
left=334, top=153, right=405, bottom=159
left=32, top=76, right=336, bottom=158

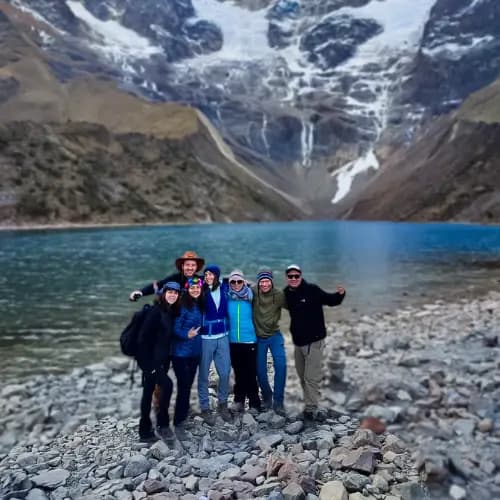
left=1, top=219, right=499, bottom=232
left=0, top=221, right=202, bottom=232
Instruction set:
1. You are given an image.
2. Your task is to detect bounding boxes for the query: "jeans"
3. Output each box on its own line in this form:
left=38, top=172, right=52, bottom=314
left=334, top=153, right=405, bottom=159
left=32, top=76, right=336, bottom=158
left=140, top=367, right=173, bottom=434
left=171, top=356, right=199, bottom=426
left=256, top=332, right=287, bottom=406
left=198, top=335, right=231, bottom=411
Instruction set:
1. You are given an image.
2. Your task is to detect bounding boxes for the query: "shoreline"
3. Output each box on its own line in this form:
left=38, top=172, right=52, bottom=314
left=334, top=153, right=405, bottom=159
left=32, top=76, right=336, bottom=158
left=1, top=218, right=499, bottom=232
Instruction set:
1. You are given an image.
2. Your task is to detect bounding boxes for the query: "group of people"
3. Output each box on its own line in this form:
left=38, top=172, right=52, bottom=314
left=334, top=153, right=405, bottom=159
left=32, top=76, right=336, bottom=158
left=129, top=250, right=345, bottom=443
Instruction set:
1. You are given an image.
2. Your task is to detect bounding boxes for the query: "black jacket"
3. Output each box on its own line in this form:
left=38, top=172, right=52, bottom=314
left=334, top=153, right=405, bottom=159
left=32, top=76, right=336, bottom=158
left=284, top=280, right=345, bottom=347
left=140, top=272, right=201, bottom=296
left=136, top=303, right=175, bottom=373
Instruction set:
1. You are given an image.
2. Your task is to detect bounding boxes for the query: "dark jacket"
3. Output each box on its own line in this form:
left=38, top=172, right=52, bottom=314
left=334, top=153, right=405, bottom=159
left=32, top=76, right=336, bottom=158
left=140, top=272, right=201, bottom=296
left=284, top=279, right=345, bottom=347
left=136, top=303, right=175, bottom=374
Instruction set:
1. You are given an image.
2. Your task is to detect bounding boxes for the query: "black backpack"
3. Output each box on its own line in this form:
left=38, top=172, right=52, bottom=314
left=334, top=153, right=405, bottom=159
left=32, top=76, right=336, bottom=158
left=120, top=304, right=152, bottom=357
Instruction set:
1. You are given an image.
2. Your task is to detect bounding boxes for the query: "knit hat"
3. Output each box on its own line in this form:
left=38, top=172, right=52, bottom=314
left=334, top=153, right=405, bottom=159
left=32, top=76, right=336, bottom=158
left=157, top=281, right=181, bottom=295
left=228, top=269, right=245, bottom=282
left=186, top=276, right=204, bottom=288
left=256, top=268, right=273, bottom=283
left=286, top=264, right=302, bottom=274
left=204, top=264, right=221, bottom=279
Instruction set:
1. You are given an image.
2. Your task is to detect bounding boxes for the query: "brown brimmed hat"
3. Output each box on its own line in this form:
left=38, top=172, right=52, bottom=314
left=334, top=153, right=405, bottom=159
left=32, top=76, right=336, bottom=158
left=175, top=250, right=205, bottom=272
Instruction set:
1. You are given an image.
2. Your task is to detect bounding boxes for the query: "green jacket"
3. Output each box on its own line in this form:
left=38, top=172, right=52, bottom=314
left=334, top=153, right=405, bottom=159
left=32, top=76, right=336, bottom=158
left=251, top=285, right=287, bottom=339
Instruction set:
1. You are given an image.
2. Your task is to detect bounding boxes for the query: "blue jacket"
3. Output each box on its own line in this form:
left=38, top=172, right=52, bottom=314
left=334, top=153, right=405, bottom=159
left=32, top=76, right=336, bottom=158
left=173, top=304, right=202, bottom=357
left=227, top=293, right=257, bottom=344
left=202, top=283, right=229, bottom=336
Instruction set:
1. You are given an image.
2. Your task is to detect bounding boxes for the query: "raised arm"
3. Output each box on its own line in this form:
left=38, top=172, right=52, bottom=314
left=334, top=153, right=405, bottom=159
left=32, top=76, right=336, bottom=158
left=319, top=285, right=346, bottom=307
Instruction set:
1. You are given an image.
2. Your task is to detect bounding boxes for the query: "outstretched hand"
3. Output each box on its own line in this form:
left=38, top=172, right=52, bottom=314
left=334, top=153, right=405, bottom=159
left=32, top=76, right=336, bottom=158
left=336, top=286, right=345, bottom=295
left=129, top=290, right=143, bottom=301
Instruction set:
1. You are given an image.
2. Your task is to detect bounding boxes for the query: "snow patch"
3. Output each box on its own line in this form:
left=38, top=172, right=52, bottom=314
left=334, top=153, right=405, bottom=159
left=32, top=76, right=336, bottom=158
left=331, top=149, right=379, bottom=204
left=189, top=0, right=274, bottom=62
left=422, top=36, right=494, bottom=59
left=66, top=0, right=162, bottom=63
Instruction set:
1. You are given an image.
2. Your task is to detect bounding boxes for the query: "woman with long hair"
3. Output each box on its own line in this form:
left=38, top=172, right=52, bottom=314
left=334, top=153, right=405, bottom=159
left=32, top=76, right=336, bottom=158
left=136, top=281, right=180, bottom=443
left=198, top=264, right=231, bottom=424
left=172, top=276, right=203, bottom=439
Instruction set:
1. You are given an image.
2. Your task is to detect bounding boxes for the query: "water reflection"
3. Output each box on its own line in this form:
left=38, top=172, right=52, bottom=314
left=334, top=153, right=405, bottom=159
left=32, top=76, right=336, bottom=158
left=0, top=221, right=499, bottom=381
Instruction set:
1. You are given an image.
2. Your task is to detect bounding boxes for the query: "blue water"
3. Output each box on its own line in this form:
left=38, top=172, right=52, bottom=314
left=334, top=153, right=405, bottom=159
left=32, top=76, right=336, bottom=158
left=1, top=221, right=499, bottom=382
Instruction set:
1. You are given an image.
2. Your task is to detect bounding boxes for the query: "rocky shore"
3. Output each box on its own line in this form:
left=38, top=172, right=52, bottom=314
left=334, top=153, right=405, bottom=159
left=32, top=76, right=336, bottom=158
left=1, top=292, right=499, bottom=500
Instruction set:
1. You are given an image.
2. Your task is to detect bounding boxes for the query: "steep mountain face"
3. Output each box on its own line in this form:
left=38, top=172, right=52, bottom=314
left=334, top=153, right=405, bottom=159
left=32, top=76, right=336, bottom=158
left=330, top=79, right=500, bottom=223
left=4, top=0, right=498, bottom=207
left=0, top=4, right=303, bottom=226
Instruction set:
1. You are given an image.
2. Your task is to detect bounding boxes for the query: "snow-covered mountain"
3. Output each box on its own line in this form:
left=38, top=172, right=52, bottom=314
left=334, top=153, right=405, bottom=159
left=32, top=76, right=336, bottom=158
left=4, top=0, right=500, bottom=206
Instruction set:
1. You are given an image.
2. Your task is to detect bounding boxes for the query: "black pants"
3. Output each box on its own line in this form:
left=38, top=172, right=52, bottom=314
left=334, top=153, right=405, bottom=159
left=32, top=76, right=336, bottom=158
left=171, top=356, right=199, bottom=426
left=140, top=367, right=173, bottom=434
left=230, top=343, right=261, bottom=409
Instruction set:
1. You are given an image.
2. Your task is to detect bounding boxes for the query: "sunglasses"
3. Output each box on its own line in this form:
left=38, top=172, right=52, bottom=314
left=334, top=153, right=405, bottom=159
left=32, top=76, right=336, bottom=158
left=230, top=280, right=244, bottom=285
left=287, top=274, right=301, bottom=280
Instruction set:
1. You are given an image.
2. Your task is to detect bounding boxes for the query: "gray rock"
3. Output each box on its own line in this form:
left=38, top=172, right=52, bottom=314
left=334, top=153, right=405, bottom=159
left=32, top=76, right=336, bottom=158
left=26, top=490, right=49, bottom=500
left=282, top=482, right=305, bottom=500
left=393, top=481, right=427, bottom=500
left=319, top=480, right=348, bottom=500
left=253, top=481, right=281, bottom=496
left=286, top=422, right=304, bottom=435
left=123, top=455, right=151, bottom=478
left=32, top=469, right=70, bottom=489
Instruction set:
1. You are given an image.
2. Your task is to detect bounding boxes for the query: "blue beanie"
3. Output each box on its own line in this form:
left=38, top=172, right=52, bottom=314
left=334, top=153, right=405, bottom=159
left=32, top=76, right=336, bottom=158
left=157, top=281, right=181, bottom=295
left=204, top=264, right=221, bottom=279
left=257, top=268, right=273, bottom=283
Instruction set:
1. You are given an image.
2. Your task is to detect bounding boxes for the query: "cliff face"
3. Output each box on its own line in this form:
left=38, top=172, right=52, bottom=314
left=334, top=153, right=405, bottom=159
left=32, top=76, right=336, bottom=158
left=331, top=80, right=500, bottom=223
left=0, top=4, right=303, bottom=226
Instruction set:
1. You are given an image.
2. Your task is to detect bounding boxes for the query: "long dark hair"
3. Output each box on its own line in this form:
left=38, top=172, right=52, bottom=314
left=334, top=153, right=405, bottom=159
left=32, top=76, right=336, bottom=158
left=155, top=290, right=179, bottom=312
left=174, top=288, right=204, bottom=314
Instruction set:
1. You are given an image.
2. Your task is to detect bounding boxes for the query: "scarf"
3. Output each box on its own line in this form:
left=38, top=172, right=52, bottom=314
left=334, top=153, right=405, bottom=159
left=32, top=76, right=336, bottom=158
left=228, top=284, right=253, bottom=302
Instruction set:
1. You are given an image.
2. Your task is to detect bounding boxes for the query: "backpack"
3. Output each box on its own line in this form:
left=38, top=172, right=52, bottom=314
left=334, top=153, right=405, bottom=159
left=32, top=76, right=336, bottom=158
left=120, top=304, right=152, bottom=357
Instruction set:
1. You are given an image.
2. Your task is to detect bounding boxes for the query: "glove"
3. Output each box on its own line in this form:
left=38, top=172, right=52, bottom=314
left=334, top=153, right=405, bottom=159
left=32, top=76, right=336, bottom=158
left=129, top=290, right=143, bottom=301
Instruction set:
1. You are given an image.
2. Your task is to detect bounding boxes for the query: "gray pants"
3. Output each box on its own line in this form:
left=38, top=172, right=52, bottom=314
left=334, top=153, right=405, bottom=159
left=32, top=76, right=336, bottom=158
left=294, top=340, right=324, bottom=411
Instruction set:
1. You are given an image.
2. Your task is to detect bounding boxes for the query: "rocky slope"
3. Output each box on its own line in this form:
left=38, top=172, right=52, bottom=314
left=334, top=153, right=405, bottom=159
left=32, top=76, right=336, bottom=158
left=1, top=293, right=498, bottom=499
left=0, top=3, right=303, bottom=226
left=329, top=79, right=500, bottom=222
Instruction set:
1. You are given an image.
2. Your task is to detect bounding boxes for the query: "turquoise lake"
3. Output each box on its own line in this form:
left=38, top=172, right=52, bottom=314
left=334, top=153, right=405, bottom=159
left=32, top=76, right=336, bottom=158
left=1, top=220, right=499, bottom=382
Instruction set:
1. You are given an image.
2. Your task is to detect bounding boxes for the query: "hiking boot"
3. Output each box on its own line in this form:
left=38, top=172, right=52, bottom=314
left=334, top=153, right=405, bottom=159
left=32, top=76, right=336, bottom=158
left=157, top=426, right=175, bottom=444
left=262, top=396, right=273, bottom=411
left=273, top=403, right=286, bottom=417
left=315, top=408, right=328, bottom=422
left=201, top=409, right=216, bottom=426
left=174, top=423, right=189, bottom=441
left=217, top=402, right=232, bottom=422
left=231, top=401, right=244, bottom=413
left=302, top=409, right=315, bottom=422
left=138, top=428, right=157, bottom=443
left=248, top=405, right=262, bottom=416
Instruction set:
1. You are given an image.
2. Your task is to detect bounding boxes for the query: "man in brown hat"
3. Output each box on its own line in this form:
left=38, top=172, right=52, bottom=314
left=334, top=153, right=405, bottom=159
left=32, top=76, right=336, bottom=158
left=129, top=251, right=205, bottom=301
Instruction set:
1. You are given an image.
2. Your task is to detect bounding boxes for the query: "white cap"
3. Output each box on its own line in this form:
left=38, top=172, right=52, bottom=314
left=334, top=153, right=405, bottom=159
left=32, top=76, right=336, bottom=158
left=286, top=264, right=302, bottom=273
